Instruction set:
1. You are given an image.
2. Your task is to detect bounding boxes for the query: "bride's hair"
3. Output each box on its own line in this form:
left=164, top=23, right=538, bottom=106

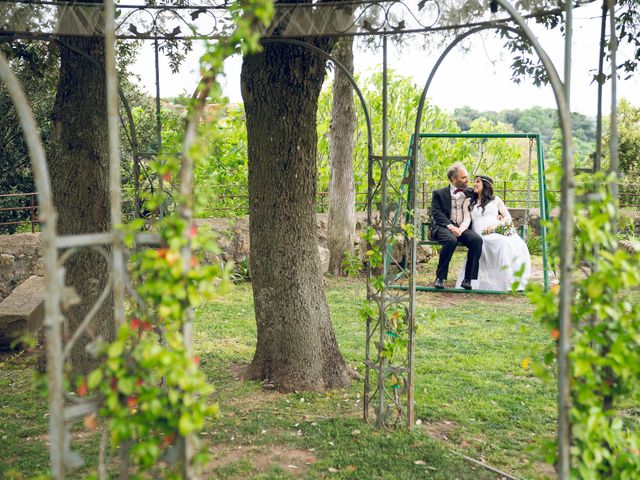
left=470, top=175, right=495, bottom=213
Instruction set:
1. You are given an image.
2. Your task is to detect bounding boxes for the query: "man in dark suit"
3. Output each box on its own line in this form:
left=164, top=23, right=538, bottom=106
left=430, top=162, right=483, bottom=290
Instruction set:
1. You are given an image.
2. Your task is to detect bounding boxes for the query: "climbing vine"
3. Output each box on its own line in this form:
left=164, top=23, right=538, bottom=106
left=361, top=219, right=416, bottom=406
left=528, top=171, right=640, bottom=478
left=74, top=0, right=274, bottom=476
left=84, top=217, right=225, bottom=473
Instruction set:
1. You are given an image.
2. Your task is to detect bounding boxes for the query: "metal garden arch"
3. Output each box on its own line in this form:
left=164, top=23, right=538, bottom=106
left=408, top=10, right=574, bottom=476
left=0, top=0, right=623, bottom=478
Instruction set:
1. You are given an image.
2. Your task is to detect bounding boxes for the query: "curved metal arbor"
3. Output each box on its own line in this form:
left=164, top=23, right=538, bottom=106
left=0, top=1, right=205, bottom=477
left=0, top=0, right=621, bottom=478
left=1, top=0, right=571, bottom=39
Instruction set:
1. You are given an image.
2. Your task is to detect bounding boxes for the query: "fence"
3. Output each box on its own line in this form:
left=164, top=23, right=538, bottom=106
left=197, top=179, right=640, bottom=217
left=3, top=181, right=640, bottom=231
left=0, top=192, right=38, bottom=233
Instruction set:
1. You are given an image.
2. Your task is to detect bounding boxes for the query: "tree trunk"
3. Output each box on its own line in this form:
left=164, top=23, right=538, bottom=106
left=327, top=37, right=356, bottom=275
left=47, top=28, right=114, bottom=374
left=241, top=40, right=351, bottom=392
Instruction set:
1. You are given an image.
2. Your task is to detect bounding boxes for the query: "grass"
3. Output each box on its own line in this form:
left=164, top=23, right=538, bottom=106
left=1, top=254, right=558, bottom=479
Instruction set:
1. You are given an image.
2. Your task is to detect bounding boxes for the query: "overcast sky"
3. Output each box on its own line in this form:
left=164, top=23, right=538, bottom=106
left=131, top=2, right=640, bottom=117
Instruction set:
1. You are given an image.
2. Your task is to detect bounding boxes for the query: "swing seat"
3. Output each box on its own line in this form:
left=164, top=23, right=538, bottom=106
left=420, top=219, right=526, bottom=249
left=419, top=221, right=467, bottom=248
left=394, top=132, right=549, bottom=295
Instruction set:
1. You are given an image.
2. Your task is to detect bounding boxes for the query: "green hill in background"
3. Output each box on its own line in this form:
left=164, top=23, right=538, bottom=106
left=453, top=105, right=596, bottom=145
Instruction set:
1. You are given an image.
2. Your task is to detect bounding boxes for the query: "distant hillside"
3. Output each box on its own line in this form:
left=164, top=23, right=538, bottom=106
left=453, top=106, right=596, bottom=145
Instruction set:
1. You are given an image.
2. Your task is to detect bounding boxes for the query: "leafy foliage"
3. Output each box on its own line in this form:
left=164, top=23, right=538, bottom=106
left=608, top=98, right=640, bottom=177
left=230, top=255, right=251, bottom=283
left=0, top=36, right=145, bottom=233
left=86, top=216, right=225, bottom=473
left=1, top=276, right=559, bottom=479
left=0, top=42, right=57, bottom=233
left=121, top=103, right=186, bottom=222
left=454, top=105, right=596, bottom=147
left=193, top=105, right=249, bottom=218
left=317, top=69, right=461, bottom=194
left=548, top=128, right=597, bottom=172
left=613, top=0, right=640, bottom=79
left=189, top=70, right=475, bottom=218
left=528, top=171, right=640, bottom=477
left=501, top=1, right=640, bottom=89
left=149, top=73, right=580, bottom=220
left=318, top=70, right=530, bottom=213
left=75, top=0, right=274, bottom=475
left=341, top=249, right=364, bottom=277
left=359, top=224, right=413, bottom=404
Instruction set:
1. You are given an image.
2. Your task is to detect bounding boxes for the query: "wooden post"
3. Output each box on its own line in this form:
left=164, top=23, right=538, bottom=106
left=503, top=181, right=507, bottom=207
left=30, top=193, right=35, bottom=233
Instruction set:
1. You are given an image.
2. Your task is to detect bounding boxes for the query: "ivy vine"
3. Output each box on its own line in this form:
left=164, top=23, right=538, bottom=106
left=528, top=171, right=640, bottom=478
left=74, top=0, right=274, bottom=476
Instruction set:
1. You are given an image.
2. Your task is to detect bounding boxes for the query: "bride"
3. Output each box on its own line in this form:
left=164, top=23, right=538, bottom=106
left=456, top=175, right=531, bottom=291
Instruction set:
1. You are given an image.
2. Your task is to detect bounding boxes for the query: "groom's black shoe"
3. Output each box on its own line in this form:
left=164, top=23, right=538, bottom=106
left=461, top=278, right=472, bottom=290
left=434, top=278, right=445, bottom=289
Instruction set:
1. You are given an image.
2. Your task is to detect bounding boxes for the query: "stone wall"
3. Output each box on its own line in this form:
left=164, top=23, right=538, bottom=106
left=3, top=208, right=638, bottom=292
left=0, top=234, right=43, bottom=303
left=194, top=211, right=435, bottom=275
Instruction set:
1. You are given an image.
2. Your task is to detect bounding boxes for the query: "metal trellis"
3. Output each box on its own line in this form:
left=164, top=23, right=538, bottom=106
left=0, top=0, right=621, bottom=478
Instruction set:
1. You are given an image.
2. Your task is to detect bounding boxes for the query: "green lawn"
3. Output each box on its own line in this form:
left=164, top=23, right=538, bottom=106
left=0, top=258, right=557, bottom=479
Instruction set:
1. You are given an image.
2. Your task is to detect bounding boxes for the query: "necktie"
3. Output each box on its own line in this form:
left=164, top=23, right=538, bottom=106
left=454, top=188, right=465, bottom=194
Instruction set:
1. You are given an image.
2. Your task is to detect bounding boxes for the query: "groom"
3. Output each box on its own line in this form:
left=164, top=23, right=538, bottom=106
left=430, top=162, right=483, bottom=290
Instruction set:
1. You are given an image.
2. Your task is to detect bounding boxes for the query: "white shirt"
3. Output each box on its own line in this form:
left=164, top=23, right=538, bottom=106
left=449, top=185, right=467, bottom=229
left=450, top=185, right=465, bottom=199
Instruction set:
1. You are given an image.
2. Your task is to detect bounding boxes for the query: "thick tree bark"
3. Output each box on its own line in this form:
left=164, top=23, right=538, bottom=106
left=241, top=41, right=351, bottom=392
left=327, top=37, right=356, bottom=275
left=47, top=30, right=114, bottom=374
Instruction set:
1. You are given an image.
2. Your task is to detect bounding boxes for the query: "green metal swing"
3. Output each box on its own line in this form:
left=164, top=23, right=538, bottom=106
left=387, top=132, right=551, bottom=295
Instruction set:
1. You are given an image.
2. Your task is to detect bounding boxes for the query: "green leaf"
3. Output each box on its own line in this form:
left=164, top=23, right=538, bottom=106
left=87, top=369, right=103, bottom=389
left=118, top=377, right=134, bottom=396
left=586, top=282, right=603, bottom=299
left=178, top=413, right=195, bottom=436
left=108, top=341, right=124, bottom=359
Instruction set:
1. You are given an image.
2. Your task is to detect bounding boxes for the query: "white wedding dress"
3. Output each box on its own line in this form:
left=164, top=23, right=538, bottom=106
left=456, top=197, right=531, bottom=291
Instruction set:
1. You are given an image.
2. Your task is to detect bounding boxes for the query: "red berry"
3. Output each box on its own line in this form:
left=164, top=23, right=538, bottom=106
left=77, top=380, right=88, bottom=397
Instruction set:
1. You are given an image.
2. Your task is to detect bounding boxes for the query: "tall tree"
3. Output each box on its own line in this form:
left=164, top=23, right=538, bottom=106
left=241, top=40, right=352, bottom=392
left=615, top=98, right=640, bottom=176
left=602, top=98, right=640, bottom=176
left=48, top=1, right=113, bottom=373
left=327, top=36, right=356, bottom=275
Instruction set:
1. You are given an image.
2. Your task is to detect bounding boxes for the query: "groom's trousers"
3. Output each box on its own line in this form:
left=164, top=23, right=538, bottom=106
left=431, top=227, right=483, bottom=280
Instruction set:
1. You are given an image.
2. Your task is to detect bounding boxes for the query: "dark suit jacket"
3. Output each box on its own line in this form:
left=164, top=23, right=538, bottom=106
left=429, top=186, right=473, bottom=240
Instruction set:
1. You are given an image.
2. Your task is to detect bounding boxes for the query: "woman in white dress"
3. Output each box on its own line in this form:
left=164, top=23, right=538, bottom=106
left=456, top=175, right=531, bottom=291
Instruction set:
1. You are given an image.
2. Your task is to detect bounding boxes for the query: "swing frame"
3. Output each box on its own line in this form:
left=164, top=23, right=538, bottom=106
left=389, top=131, right=550, bottom=295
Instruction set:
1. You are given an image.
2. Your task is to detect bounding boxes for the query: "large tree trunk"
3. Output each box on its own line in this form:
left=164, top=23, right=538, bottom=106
left=47, top=28, right=114, bottom=374
left=241, top=41, right=351, bottom=392
left=327, top=37, right=356, bottom=275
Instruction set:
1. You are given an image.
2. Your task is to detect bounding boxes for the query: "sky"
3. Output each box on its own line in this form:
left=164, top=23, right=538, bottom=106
left=131, top=2, right=640, bottom=117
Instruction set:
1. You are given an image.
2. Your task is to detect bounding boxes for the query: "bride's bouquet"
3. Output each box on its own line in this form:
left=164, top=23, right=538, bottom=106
left=484, top=221, right=516, bottom=236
